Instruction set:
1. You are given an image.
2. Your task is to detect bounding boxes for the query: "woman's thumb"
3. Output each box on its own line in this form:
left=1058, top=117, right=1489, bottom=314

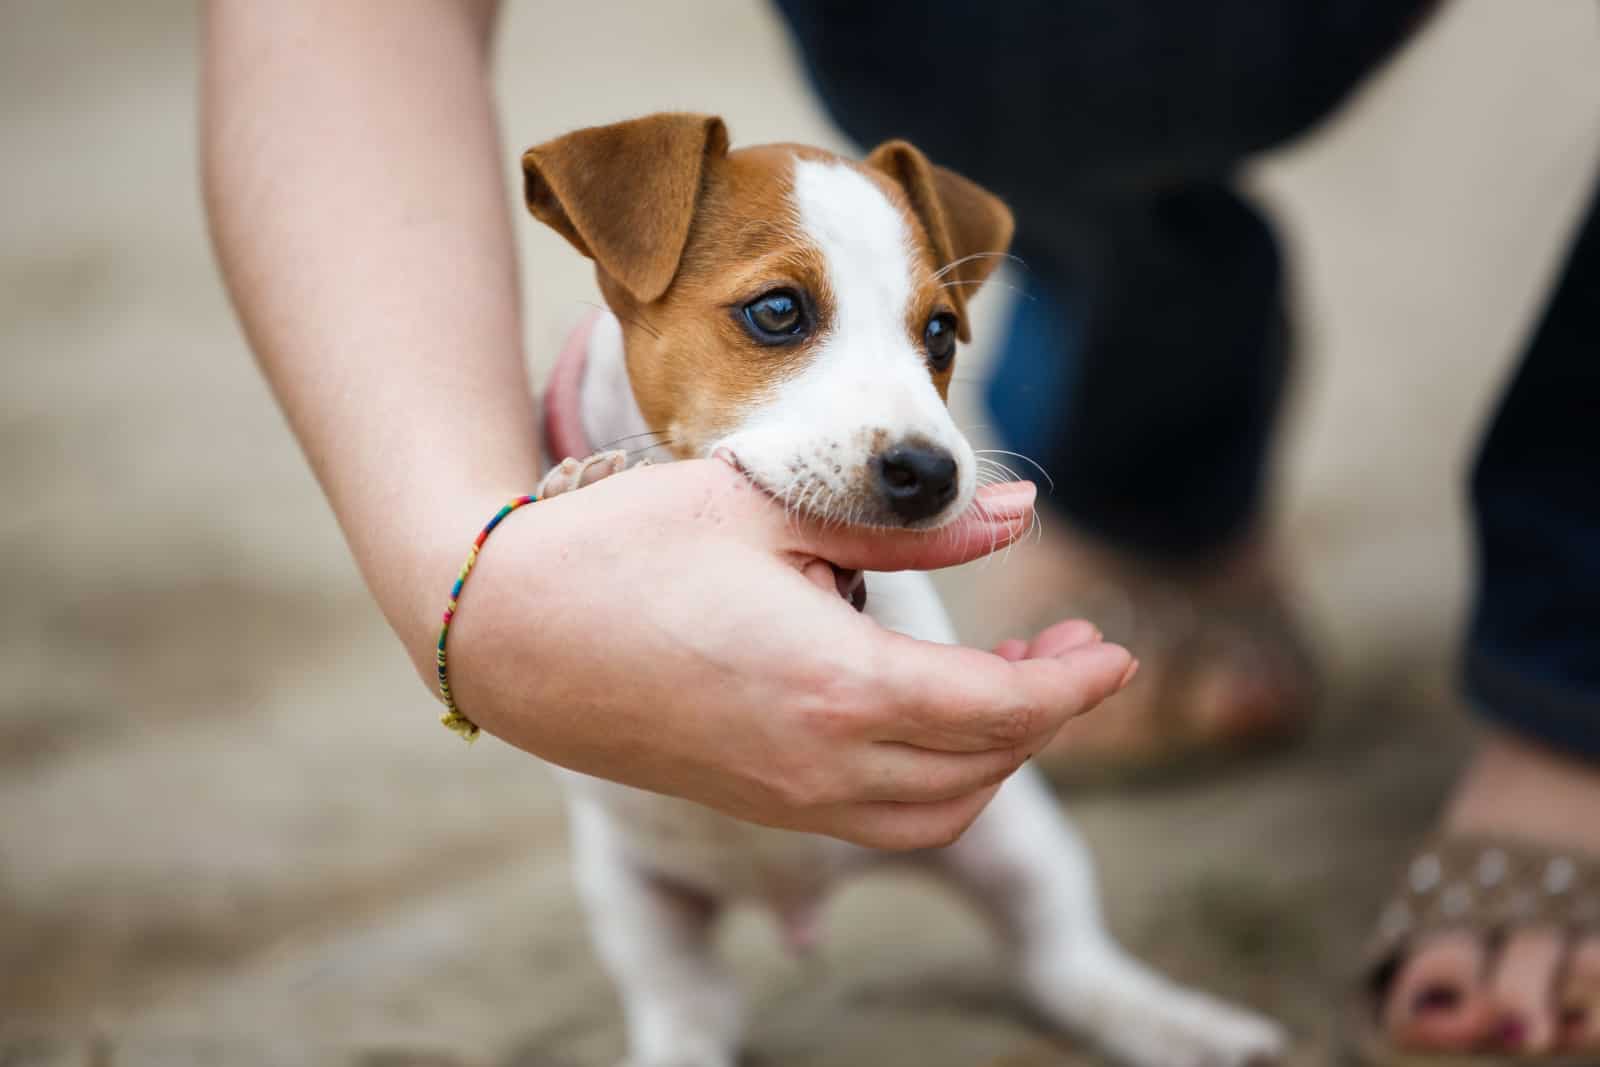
left=788, top=481, right=1037, bottom=572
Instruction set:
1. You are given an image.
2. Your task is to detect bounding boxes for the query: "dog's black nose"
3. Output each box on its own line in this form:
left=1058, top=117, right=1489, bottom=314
left=876, top=442, right=959, bottom=523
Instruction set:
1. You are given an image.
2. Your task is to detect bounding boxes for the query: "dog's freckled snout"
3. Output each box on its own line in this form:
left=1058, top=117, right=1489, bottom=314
left=875, top=442, right=958, bottom=523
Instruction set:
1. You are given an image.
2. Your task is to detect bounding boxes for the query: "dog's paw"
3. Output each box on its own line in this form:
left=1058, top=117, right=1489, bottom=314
left=616, top=1035, right=737, bottom=1067
left=1028, top=955, right=1286, bottom=1067
left=536, top=449, right=629, bottom=499
left=1098, top=985, right=1287, bottom=1067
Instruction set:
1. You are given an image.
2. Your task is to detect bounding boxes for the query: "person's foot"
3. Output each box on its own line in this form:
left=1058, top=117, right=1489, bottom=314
left=984, top=525, right=1316, bottom=782
left=1379, top=733, right=1600, bottom=1055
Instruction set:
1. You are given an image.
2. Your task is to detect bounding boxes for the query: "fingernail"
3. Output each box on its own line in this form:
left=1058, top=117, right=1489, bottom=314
left=1118, top=658, right=1140, bottom=688
left=1411, top=985, right=1460, bottom=1015
left=976, top=481, right=1036, bottom=519
left=1495, top=1016, right=1527, bottom=1049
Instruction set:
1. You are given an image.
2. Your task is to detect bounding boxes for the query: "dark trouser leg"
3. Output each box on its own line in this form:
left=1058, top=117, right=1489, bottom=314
left=986, top=185, right=1288, bottom=557
left=1466, top=186, right=1600, bottom=760
left=773, top=0, right=1440, bottom=560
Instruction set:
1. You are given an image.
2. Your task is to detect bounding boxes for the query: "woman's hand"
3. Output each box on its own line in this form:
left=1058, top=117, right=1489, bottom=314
left=202, top=1, right=1131, bottom=851
left=441, top=460, right=1134, bottom=850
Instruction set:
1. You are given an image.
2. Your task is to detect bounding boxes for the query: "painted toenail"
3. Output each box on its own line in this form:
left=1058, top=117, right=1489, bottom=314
left=1496, top=1017, right=1528, bottom=1049
left=1412, top=985, right=1461, bottom=1014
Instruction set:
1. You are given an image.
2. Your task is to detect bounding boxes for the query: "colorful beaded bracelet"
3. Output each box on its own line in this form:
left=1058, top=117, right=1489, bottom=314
left=436, top=494, right=538, bottom=741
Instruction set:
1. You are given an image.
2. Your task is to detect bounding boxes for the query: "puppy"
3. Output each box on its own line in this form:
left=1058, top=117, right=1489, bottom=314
left=523, top=113, right=1285, bottom=1067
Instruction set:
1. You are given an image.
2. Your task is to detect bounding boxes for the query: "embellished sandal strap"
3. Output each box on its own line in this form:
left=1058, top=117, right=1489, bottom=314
left=1367, top=835, right=1600, bottom=974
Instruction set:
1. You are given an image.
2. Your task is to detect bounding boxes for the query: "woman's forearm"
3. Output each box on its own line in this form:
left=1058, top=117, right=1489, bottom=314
left=202, top=0, right=534, bottom=673
left=197, top=4, right=1137, bottom=847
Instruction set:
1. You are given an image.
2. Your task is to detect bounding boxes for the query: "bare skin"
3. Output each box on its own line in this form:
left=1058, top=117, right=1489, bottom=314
left=200, top=0, right=1134, bottom=851
left=1383, top=734, right=1600, bottom=1055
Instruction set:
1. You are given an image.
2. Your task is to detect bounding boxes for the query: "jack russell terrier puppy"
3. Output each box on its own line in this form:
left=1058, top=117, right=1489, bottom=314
left=522, top=113, right=1286, bottom=1067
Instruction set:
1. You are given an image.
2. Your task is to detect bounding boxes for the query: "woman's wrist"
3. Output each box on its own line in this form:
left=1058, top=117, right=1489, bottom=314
left=373, top=465, right=544, bottom=690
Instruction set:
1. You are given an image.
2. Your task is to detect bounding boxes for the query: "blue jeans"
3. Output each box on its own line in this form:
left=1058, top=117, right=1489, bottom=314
left=775, top=0, right=1600, bottom=760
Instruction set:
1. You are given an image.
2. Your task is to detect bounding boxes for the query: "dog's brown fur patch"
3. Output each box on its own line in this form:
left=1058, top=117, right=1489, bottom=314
left=522, top=116, right=1013, bottom=456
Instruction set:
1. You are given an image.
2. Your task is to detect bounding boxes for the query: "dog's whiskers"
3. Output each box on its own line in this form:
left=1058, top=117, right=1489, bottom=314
left=931, top=251, right=1025, bottom=282
left=972, top=455, right=1046, bottom=558
left=580, top=300, right=663, bottom=341
left=779, top=478, right=803, bottom=534
left=976, top=448, right=1054, bottom=492
left=598, top=429, right=680, bottom=464
left=937, top=278, right=1033, bottom=302
left=599, top=429, right=671, bottom=448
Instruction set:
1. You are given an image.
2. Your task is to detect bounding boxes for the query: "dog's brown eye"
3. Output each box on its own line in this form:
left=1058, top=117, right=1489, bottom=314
left=742, top=290, right=807, bottom=343
left=925, top=313, right=958, bottom=370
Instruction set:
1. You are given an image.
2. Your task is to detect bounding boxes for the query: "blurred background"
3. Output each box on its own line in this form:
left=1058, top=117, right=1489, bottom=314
left=2, top=2, right=1598, bottom=1064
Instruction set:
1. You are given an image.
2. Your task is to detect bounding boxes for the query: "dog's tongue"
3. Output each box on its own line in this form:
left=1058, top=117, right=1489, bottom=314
left=541, top=313, right=598, bottom=464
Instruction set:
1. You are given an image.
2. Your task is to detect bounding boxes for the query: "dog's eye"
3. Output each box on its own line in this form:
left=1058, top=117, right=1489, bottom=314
left=741, top=290, right=807, bottom=342
left=925, top=313, right=958, bottom=371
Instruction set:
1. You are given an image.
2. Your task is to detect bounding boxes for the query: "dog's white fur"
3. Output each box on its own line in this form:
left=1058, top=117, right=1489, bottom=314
left=711, top=160, right=977, bottom=527
left=552, top=155, right=1286, bottom=1067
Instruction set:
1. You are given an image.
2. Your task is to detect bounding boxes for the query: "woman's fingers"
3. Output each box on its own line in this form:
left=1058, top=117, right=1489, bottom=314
left=994, top=638, right=1029, bottom=661
left=993, top=619, right=1101, bottom=661
left=849, top=742, right=1029, bottom=804
left=651, top=459, right=1036, bottom=573
left=867, top=635, right=1135, bottom=753
left=779, top=479, right=1039, bottom=572
left=822, top=784, right=1004, bottom=852
left=1026, top=618, right=1103, bottom=658
left=789, top=621, right=1122, bottom=811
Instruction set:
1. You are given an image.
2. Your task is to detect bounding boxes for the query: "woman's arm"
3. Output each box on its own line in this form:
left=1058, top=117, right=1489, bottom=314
left=203, top=0, right=528, bottom=668
left=201, top=0, right=1134, bottom=850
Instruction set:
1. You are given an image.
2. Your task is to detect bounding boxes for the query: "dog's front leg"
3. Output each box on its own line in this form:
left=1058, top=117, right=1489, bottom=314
left=930, top=770, right=1287, bottom=1067
left=567, top=800, right=742, bottom=1067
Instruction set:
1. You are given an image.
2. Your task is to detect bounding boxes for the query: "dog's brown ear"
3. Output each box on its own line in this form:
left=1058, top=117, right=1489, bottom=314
left=866, top=140, right=1014, bottom=342
left=523, top=114, right=730, bottom=303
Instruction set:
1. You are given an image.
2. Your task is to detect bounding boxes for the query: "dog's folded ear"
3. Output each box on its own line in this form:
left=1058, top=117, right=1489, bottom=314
left=866, top=141, right=1014, bottom=342
left=524, top=114, right=730, bottom=303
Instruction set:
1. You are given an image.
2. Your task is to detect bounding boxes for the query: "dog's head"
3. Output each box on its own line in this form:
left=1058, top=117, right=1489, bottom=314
left=524, top=113, right=1013, bottom=529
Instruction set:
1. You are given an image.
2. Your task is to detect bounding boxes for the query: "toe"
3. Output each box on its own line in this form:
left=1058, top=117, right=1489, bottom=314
left=1559, top=934, right=1600, bottom=1050
left=1484, top=926, right=1565, bottom=1053
left=1384, top=930, right=1493, bottom=1051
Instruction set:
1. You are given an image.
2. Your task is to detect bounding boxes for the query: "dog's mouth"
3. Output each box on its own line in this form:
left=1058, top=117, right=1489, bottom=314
left=833, top=565, right=867, bottom=612
left=714, top=446, right=867, bottom=613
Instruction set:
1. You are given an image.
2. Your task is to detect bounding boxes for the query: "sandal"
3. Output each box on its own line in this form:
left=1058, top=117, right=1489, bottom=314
left=1345, top=835, right=1600, bottom=1065
left=1026, top=543, right=1319, bottom=786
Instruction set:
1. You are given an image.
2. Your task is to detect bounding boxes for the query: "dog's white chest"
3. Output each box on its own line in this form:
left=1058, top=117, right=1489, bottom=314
left=566, top=774, right=858, bottom=904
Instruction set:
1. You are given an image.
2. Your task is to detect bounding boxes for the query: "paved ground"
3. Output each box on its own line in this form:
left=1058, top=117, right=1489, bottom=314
left=3, top=2, right=1598, bottom=1064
